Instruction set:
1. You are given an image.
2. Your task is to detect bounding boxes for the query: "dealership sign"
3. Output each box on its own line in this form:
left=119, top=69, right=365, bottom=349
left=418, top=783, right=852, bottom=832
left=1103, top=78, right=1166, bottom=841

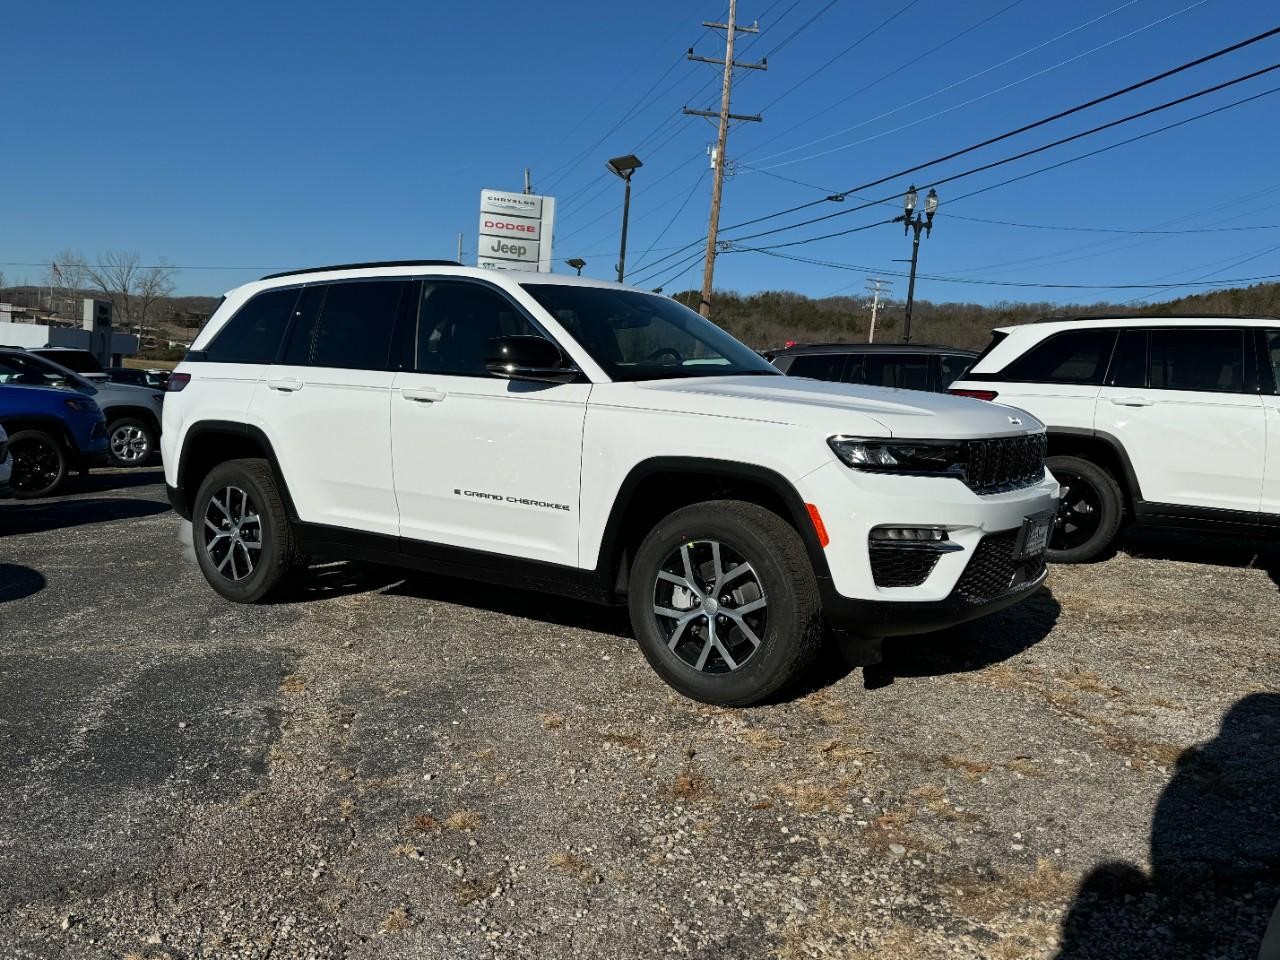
left=477, top=189, right=555, bottom=272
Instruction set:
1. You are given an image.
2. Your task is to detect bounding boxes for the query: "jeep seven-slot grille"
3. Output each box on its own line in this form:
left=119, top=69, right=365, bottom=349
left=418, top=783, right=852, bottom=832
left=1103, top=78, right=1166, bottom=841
left=954, top=530, right=1045, bottom=604
left=964, top=434, right=1047, bottom=494
left=869, top=546, right=942, bottom=588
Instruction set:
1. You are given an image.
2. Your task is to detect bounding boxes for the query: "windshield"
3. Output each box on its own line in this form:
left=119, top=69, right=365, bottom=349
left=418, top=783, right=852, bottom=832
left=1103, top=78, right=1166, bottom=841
left=521, top=284, right=779, bottom=382
left=0, top=353, right=94, bottom=393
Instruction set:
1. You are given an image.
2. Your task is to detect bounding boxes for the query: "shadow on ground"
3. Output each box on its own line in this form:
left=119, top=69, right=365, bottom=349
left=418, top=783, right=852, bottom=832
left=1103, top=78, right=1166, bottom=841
left=1056, top=693, right=1280, bottom=960
left=73, top=467, right=166, bottom=494
left=0, top=564, right=46, bottom=604
left=0, top=497, right=170, bottom=536
left=1120, top=529, right=1280, bottom=591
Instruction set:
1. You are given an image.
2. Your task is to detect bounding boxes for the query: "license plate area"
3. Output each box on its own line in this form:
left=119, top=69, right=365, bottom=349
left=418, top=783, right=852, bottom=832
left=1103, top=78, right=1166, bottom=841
left=1013, top=512, right=1053, bottom=560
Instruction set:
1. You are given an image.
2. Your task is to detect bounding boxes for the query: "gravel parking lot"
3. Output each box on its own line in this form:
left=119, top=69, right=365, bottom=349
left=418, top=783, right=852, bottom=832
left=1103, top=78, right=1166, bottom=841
left=1, top=469, right=1277, bottom=960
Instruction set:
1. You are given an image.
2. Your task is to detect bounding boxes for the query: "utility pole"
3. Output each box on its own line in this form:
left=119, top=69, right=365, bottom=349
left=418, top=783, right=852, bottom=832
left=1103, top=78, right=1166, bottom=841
left=457, top=232, right=464, bottom=264
left=864, top=277, right=893, bottom=343
left=523, top=168, right=533, bottom=195
left=683, top=0, right=764, bottom=317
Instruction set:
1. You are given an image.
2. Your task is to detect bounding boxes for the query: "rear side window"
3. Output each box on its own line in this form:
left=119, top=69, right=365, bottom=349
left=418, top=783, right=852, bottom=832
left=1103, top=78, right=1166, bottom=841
left=1107, top=329, right=1147, bottom=388
left=1148, top=328, right=1245, bottom=393
left=939, top=354, right=972, bottom=388
left=786, top=353, right=848, bottom=382
left=1002, top=329, right=1117, bottom=385
left=282, top=280, right=412, bottom=371
left=204, top=288, right=300, bottom=364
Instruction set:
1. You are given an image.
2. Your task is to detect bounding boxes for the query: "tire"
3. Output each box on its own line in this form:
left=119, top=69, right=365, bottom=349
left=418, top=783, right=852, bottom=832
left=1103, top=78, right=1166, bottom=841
left=628, top=500, right=824, bottom=706
left=1046, top=454, right=1124, bottom=564
left=8, top=430, right=68, bottom=499
left=192, top=458, right=300, bottom=603
left=106, top=416, right=156, bottom=468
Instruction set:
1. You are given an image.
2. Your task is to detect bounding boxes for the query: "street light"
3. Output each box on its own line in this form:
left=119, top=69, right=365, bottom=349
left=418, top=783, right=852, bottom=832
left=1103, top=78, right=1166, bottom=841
left=565, top=258, right=586, bottom=276
left=891, top=185, right=938, bottom=344
left=606, top=154, right=643, bottom=283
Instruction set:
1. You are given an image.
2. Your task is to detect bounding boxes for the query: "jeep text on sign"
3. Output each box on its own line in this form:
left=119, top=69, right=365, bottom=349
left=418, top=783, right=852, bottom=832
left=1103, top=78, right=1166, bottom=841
left=482, top=235, right=540, bottom=263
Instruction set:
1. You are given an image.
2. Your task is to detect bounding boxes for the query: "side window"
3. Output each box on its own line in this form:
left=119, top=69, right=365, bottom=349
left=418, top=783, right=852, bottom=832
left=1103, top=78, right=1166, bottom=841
left=204, top=288, right=300, bottom=364
left=415, top=281, right=540, bottom=376
left=1266, top=330, right=1280, bottom=394
left=1001, top=329, right=1117, bottom=385
left=1107, top=329, right=1147, bottom=388
left=938, top=354, right=972, bottom=388
left=786, top=354, right=847, bottom=382
left=867, top=354, right=930, bottom=390
left=281, top=280, right=411, bottom=371
left=844, top=354, right=869, bottom=384
left=1148, top=328, right=1245, bottom=394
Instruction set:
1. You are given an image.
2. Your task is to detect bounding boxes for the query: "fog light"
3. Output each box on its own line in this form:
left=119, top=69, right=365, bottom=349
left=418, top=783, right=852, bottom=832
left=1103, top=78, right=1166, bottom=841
left=870, top=527, right=948, bottom=543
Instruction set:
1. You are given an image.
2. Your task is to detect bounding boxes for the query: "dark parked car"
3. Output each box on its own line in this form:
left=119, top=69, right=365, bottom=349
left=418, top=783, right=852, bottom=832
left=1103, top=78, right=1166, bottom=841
left=767, top=342, right=978, bottom=393
left=29, top=347, right=110, bottom=382
left=106, top=366, right=170, bottom=389
left=0, top=383, right=108, bottom=498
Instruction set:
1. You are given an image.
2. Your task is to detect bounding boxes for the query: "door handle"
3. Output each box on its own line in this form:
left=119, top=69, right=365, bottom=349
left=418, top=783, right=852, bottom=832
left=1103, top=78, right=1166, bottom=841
left=267, top=377, right=304, bottom=393
left=401, top=386, right=446, bottom=403
left=1109, top=396, right=1153, bottom=407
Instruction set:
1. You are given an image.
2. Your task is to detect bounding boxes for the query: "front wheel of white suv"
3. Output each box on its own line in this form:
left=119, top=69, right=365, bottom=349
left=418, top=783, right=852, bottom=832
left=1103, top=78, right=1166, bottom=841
left=628, top=500, right=824, bottom=706
left=193, top=458, right=301, bottom=603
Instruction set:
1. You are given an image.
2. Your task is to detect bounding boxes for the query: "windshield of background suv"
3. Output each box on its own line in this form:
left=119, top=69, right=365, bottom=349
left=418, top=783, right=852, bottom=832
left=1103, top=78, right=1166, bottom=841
left=521, top=284, right=779, bottom=381
left=35, top=349, right=102, bottom=374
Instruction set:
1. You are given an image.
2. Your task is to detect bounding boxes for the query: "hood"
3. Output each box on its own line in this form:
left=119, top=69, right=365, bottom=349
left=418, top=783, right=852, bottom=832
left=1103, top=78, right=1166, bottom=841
left=0, top=383, right=99, bottom=406
left=595, top=375, right=1043, bottom=439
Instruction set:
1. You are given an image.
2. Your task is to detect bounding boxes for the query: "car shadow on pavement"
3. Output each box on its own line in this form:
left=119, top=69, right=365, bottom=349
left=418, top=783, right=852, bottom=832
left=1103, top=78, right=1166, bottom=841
left=1054, top=692, right=1280, bottom=960
left=267, top=561, right=412, bottom=605
left=75, top=467, right=166, bottom=494
left=0, top=498, right=170, bottom=537
left=869, top=587, right=1061, bottom=684
left=0, top=564, right=46, bottom=603
left=1120, top=529, right=1280, bottom=590
left=386, top=571, right=634, bottom=638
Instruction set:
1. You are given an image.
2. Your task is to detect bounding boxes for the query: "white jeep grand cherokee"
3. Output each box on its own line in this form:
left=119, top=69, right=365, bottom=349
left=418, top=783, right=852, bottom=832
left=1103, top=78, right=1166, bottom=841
left=163, top=261, right=1058, bottom=705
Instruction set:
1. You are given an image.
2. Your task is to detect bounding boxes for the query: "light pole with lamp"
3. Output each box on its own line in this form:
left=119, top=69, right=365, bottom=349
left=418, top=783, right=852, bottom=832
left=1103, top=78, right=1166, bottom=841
left=564, top=258, right=586, bottom=276
left=606, top=154, right=643, bottom=283
left=892, top=185, right=938, bottom=344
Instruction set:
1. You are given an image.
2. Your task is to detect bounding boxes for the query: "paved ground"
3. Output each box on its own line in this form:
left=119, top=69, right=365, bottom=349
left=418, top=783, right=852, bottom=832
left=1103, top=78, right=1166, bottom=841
left=1, top=468, right=1277, bottom=960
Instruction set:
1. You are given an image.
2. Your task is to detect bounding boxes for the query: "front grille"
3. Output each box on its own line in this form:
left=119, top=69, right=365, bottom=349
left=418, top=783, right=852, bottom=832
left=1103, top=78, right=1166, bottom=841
left=954, top=530, right=1045, bottom=604
left=869, top=545, right=942, bottom=588
left=964, top=434, right=1047, bottom=494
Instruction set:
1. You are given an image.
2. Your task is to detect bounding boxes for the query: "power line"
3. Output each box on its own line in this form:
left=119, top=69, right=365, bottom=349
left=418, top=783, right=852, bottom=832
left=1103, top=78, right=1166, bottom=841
left=735, top=245, right=1280, bottom=290
left=635, top=169, right=711, bottom=264
left=945, top=214, right=1280, bottom=235
left=753, top=0, right=924, bottom=115
left=738, top=0, right=1028, bottom=160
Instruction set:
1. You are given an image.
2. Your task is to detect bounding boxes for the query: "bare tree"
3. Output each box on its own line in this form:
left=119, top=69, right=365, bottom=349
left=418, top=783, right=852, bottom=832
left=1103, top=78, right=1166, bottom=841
left=81, top=251, right=141, bottom=333
left=136, top=259, right=177, bottom=332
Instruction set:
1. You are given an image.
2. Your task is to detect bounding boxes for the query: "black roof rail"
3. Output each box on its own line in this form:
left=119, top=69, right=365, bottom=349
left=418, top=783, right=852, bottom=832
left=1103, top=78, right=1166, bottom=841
left=260, top=259, right=462, bottom=281
left=1033, top=313, right=1280, bottom=323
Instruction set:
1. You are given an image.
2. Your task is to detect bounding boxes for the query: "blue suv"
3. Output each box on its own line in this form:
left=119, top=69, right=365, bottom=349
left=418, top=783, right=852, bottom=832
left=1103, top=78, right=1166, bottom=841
left=0, top=384, right=108, bottom=498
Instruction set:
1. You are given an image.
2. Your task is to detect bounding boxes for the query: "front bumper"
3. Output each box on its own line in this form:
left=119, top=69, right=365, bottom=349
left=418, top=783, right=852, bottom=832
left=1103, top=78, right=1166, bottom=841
left=795, top=458, right=1058, bottom=635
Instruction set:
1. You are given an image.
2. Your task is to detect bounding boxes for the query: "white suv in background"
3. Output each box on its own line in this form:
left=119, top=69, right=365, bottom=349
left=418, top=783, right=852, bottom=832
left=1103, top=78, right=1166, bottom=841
left=950, top=316, right=1280, bottom=562
left=162, top=261, right=1058, bottom=705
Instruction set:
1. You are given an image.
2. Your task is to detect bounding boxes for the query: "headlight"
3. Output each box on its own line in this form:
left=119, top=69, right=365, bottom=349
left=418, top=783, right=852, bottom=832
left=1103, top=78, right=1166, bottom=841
left=827, top=436, right=968, bottom=478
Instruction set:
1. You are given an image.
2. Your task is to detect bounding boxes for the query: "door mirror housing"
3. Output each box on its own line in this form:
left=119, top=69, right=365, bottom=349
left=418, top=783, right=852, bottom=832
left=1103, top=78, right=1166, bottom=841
left=485, top=336, right=579, bottom=384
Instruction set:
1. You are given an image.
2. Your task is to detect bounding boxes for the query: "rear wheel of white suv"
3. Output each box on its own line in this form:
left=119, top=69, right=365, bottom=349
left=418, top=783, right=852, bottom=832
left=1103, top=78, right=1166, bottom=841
left=1046, top=455, right=1124, bottom=564
left=193, top=458, right=301, bottom=603
left=628, top=500, right=823, bottom=706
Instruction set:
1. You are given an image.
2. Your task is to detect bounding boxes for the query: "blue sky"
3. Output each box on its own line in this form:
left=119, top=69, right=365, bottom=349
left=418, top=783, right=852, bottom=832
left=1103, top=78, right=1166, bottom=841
left=3, top=0, right=1278, bottom=306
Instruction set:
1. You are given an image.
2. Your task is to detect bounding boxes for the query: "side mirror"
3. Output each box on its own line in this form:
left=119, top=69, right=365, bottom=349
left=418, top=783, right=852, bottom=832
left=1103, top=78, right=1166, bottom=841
left=485, top=336, right=579, bottom=384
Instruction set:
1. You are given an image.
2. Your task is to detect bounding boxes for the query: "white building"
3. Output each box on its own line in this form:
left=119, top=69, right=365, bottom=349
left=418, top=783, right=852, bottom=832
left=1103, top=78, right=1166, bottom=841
left=0, top=320, right=139, bottom=366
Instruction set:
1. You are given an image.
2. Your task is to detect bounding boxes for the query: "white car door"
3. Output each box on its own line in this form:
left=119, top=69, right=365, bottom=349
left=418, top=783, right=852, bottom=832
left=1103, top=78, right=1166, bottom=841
left=248, top=279, right=412, bottom=538
left=1095, top=327, right=1265, bottom=513
left=390, top=278, right=589, bottom=567
left=1261, top=328, right=1280, bottom=516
